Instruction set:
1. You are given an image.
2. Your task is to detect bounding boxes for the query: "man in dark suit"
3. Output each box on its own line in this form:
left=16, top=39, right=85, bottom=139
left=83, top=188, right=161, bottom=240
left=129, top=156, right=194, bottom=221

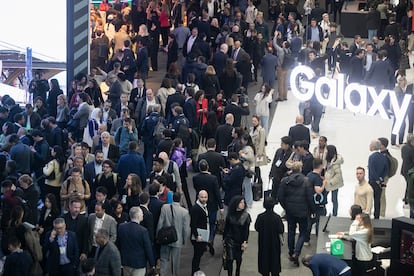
left=190, top=190, right=210, bottom=274
left=288, top=115, right=311, bottom=145
left=223, top=94, right=250, bottom=128
left=49, top=117, right=63, bottom=147
left=139, top=192, right=155, bottom=243
left=148, top=183, right=164, bottom=238
left=94, top=228, right=122, bottom=276
left=149, top=158, right=175, bottom=192
left=134, top=89, right=162, bottom=128
left=364, top=49, right=395, bottom=90
left=222, top=153, right=245, bottom=205
left=197, top=138, right=226, bottom=184
left=215, top=113, right=234, bottom=153
left=116, top=141, right=147, bottom=187
left=193, top=161, right=224, bottom=254
left=44, top=218, right=79, bottom=276
left=136, top=38, right=149, bottom=81
left=165, top=91, right=186, bottom=122
left=231, top=39, right=247, bottom=63
left=183, top=27, right=202, bottom=58
left=183, top=87, right=198, bottom=129
left=348, top=48, right=365, bottom=84
left=63, top=198, right=89, bottom=260
left=84, top=150, right=104, bottom=191
left=117, top=207, right=155, bottom=275
left=93, top=131, right=120, bottom=163
left=212, top=43, right=229, bottom=76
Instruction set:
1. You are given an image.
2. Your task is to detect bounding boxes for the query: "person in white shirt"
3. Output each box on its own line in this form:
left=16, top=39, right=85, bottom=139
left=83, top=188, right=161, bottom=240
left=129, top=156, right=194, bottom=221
left=253, top=84, right=274, bottom=137
left=245, top=0, right=258, bottom=24
left=348, top=213, right=374, bottom=273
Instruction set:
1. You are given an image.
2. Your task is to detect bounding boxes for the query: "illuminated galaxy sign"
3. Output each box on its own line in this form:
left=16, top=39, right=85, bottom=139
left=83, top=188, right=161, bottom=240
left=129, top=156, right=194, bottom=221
left=289, top=65, right=411, bottom=135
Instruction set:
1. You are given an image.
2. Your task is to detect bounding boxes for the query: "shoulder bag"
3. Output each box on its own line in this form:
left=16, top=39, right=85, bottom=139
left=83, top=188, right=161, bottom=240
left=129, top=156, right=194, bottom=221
left=156, top=205, right=178, bottom=245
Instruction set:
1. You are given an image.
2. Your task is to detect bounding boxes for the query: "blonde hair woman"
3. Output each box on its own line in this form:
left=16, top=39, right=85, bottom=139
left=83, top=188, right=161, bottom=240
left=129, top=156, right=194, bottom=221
left=201, top=65, right=221, bottom=100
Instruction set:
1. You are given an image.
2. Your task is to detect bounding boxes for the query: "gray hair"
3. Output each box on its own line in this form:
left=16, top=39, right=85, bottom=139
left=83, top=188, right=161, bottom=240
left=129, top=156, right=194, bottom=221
left=193, top=271, right=206, bottom=276
left=96, top=228, right=109, bottom=240
left=53, top=217, right=65, bottom=226
left=370, top=140, right=381, bottom=150
left=129, top=206, right=143, bottom=222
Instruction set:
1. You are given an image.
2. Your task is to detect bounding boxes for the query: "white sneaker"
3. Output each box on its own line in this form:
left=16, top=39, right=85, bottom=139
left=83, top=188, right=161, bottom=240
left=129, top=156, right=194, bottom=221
left=303, top=242, right=310, bottom=246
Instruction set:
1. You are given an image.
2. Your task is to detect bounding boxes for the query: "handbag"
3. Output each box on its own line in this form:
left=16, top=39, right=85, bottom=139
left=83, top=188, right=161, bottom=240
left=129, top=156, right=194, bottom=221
left=215, top=212, right=225, bottom=235
left=156, top=205, right=178, bottom=245
left=263, top=179, right=273, bottom=199
left=44, top=162, right=56, bottom=180
left=222, top=241, right=228, bottom=270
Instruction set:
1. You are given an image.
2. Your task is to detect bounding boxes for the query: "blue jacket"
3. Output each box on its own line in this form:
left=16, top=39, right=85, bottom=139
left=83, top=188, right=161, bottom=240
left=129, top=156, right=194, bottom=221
left=308, top=253, right=349, bottom=276
left=115, top=126, right=138, bottom=154
left=140, top=112, right=160, bottom=144
left=117, top=221, right=155, bottom=268
left=368, top=151, right=389, bottom=183
left=116, top=151, right=147, bottom=188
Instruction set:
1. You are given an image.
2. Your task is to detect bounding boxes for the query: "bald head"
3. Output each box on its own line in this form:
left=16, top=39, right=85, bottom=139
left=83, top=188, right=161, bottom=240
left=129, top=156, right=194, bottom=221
left=158, top=152, right=169, bottom=163
left=225, top=113, right=234, bottom=125
left=296, top=115, right=304, bottom=124
left=198, top=190, right=208, bottom=204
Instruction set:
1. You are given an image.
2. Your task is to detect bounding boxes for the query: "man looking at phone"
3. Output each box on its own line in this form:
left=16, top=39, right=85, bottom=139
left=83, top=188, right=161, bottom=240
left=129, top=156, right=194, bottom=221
left=44, top=218, right=79, bottom=276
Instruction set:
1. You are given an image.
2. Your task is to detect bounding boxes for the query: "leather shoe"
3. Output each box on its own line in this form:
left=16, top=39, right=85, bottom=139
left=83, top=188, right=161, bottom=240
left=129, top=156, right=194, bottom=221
left=208, top=243, right=215, bottom=256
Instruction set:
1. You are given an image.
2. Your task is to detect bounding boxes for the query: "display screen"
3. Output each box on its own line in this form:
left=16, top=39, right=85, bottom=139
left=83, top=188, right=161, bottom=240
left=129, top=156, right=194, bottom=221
left=399, top=229, right=414, bottom=266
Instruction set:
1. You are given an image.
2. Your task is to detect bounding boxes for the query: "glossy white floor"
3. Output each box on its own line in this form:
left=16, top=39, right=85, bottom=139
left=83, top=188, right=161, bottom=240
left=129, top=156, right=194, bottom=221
left=248, top=74, right=412, bottom=229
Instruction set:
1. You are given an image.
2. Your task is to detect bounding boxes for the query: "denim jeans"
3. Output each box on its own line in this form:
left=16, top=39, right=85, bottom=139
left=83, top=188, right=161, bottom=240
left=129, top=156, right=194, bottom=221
left=306, top=206, right=327, bottom=242
left=259, top=116, right=269, bottom=137
left=208, top=210, right=217, bottom=242
left=330, top=189, right=338, bottom=216
left=286, top=214, right=308, bottom=256
left=243, top=176, right=253, bottom=206
left=368, top=29, right=377, bottom=43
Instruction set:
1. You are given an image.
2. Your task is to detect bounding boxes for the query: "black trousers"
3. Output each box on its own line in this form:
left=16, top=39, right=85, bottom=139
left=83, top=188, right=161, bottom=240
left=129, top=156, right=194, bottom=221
left=369, top=181, right=382, bottom=219
left=191, top=240, right=207, bottom=274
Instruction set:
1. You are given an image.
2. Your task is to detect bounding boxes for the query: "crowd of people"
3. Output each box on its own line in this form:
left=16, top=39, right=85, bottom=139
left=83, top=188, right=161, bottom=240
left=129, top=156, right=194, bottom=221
left=1, top=0, right=414, bottom=275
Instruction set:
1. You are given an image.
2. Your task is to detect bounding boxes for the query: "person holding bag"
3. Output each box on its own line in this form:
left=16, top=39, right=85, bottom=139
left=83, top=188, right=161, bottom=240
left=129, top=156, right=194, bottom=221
left=223, top=195, right=251, bottom=276
left=43, top=146, right=65, bottom=208
left=250, top=115, right=267, bottom=199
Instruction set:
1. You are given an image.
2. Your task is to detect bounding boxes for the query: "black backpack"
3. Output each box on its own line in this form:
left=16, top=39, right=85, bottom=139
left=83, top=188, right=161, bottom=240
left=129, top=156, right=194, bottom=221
left=282, top=49, right=294, bottom=70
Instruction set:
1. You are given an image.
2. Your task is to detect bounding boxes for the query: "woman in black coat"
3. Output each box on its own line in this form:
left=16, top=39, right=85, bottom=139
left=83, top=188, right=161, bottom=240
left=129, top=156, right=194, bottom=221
left=200, top=65, right=221, bottom=101
left=85, top=78, right=104, bottom=107
left=167, top=33, right=178, bottom=71
left=223, top=195, right=251, bottom=276
left=255, top=197, right=284, bottom=276
left=219, top=59, right=241, bottom=100
left=47, top=79, right=63, bottom=118
left=236, top=52, right=252, bottom=92
left=37, top=193, right=60, bottom=245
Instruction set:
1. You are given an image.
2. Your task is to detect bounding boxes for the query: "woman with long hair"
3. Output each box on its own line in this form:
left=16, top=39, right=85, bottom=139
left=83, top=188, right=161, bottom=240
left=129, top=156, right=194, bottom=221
left=43, top=145, right=65, bottom=208
left=240, top=133, right=256, bottom=207
left=253, top=84, right=274, bottom=137
left=124, top=173, right=143, bottom=211
left=194, top=90, right=209, bottom=129
left=165, top=62, right=181, bottom=89
left=47, top=79, right=63, bottom=118
left=0, top=122, right=14, bottom=148
left=158, top=78, right=176, bottom=111
left=201, top=111, right=220, bottom=143
left=223, top=196, right=251, bottom=276
left=220, top=58, right=240, bottom=100
left=201, top=65, right=221, bottom=100
left=170, top=138, right=192, bottom=208
left=34, top=96, right=48, bottom=118
left=84, top=78, right=104, bottom=107
left=325, top=145, right=344, bottom=216
left=250, top=116, right=267, bottom=188
left=56, top=94, right=70, bottom=129
left=83, top=108, right=102, bottom=148
left=37, top=193, right=60, bottom=244
left=166, top=33, right=178, bottom=71
left=348, top=213, right=374, bottom=276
